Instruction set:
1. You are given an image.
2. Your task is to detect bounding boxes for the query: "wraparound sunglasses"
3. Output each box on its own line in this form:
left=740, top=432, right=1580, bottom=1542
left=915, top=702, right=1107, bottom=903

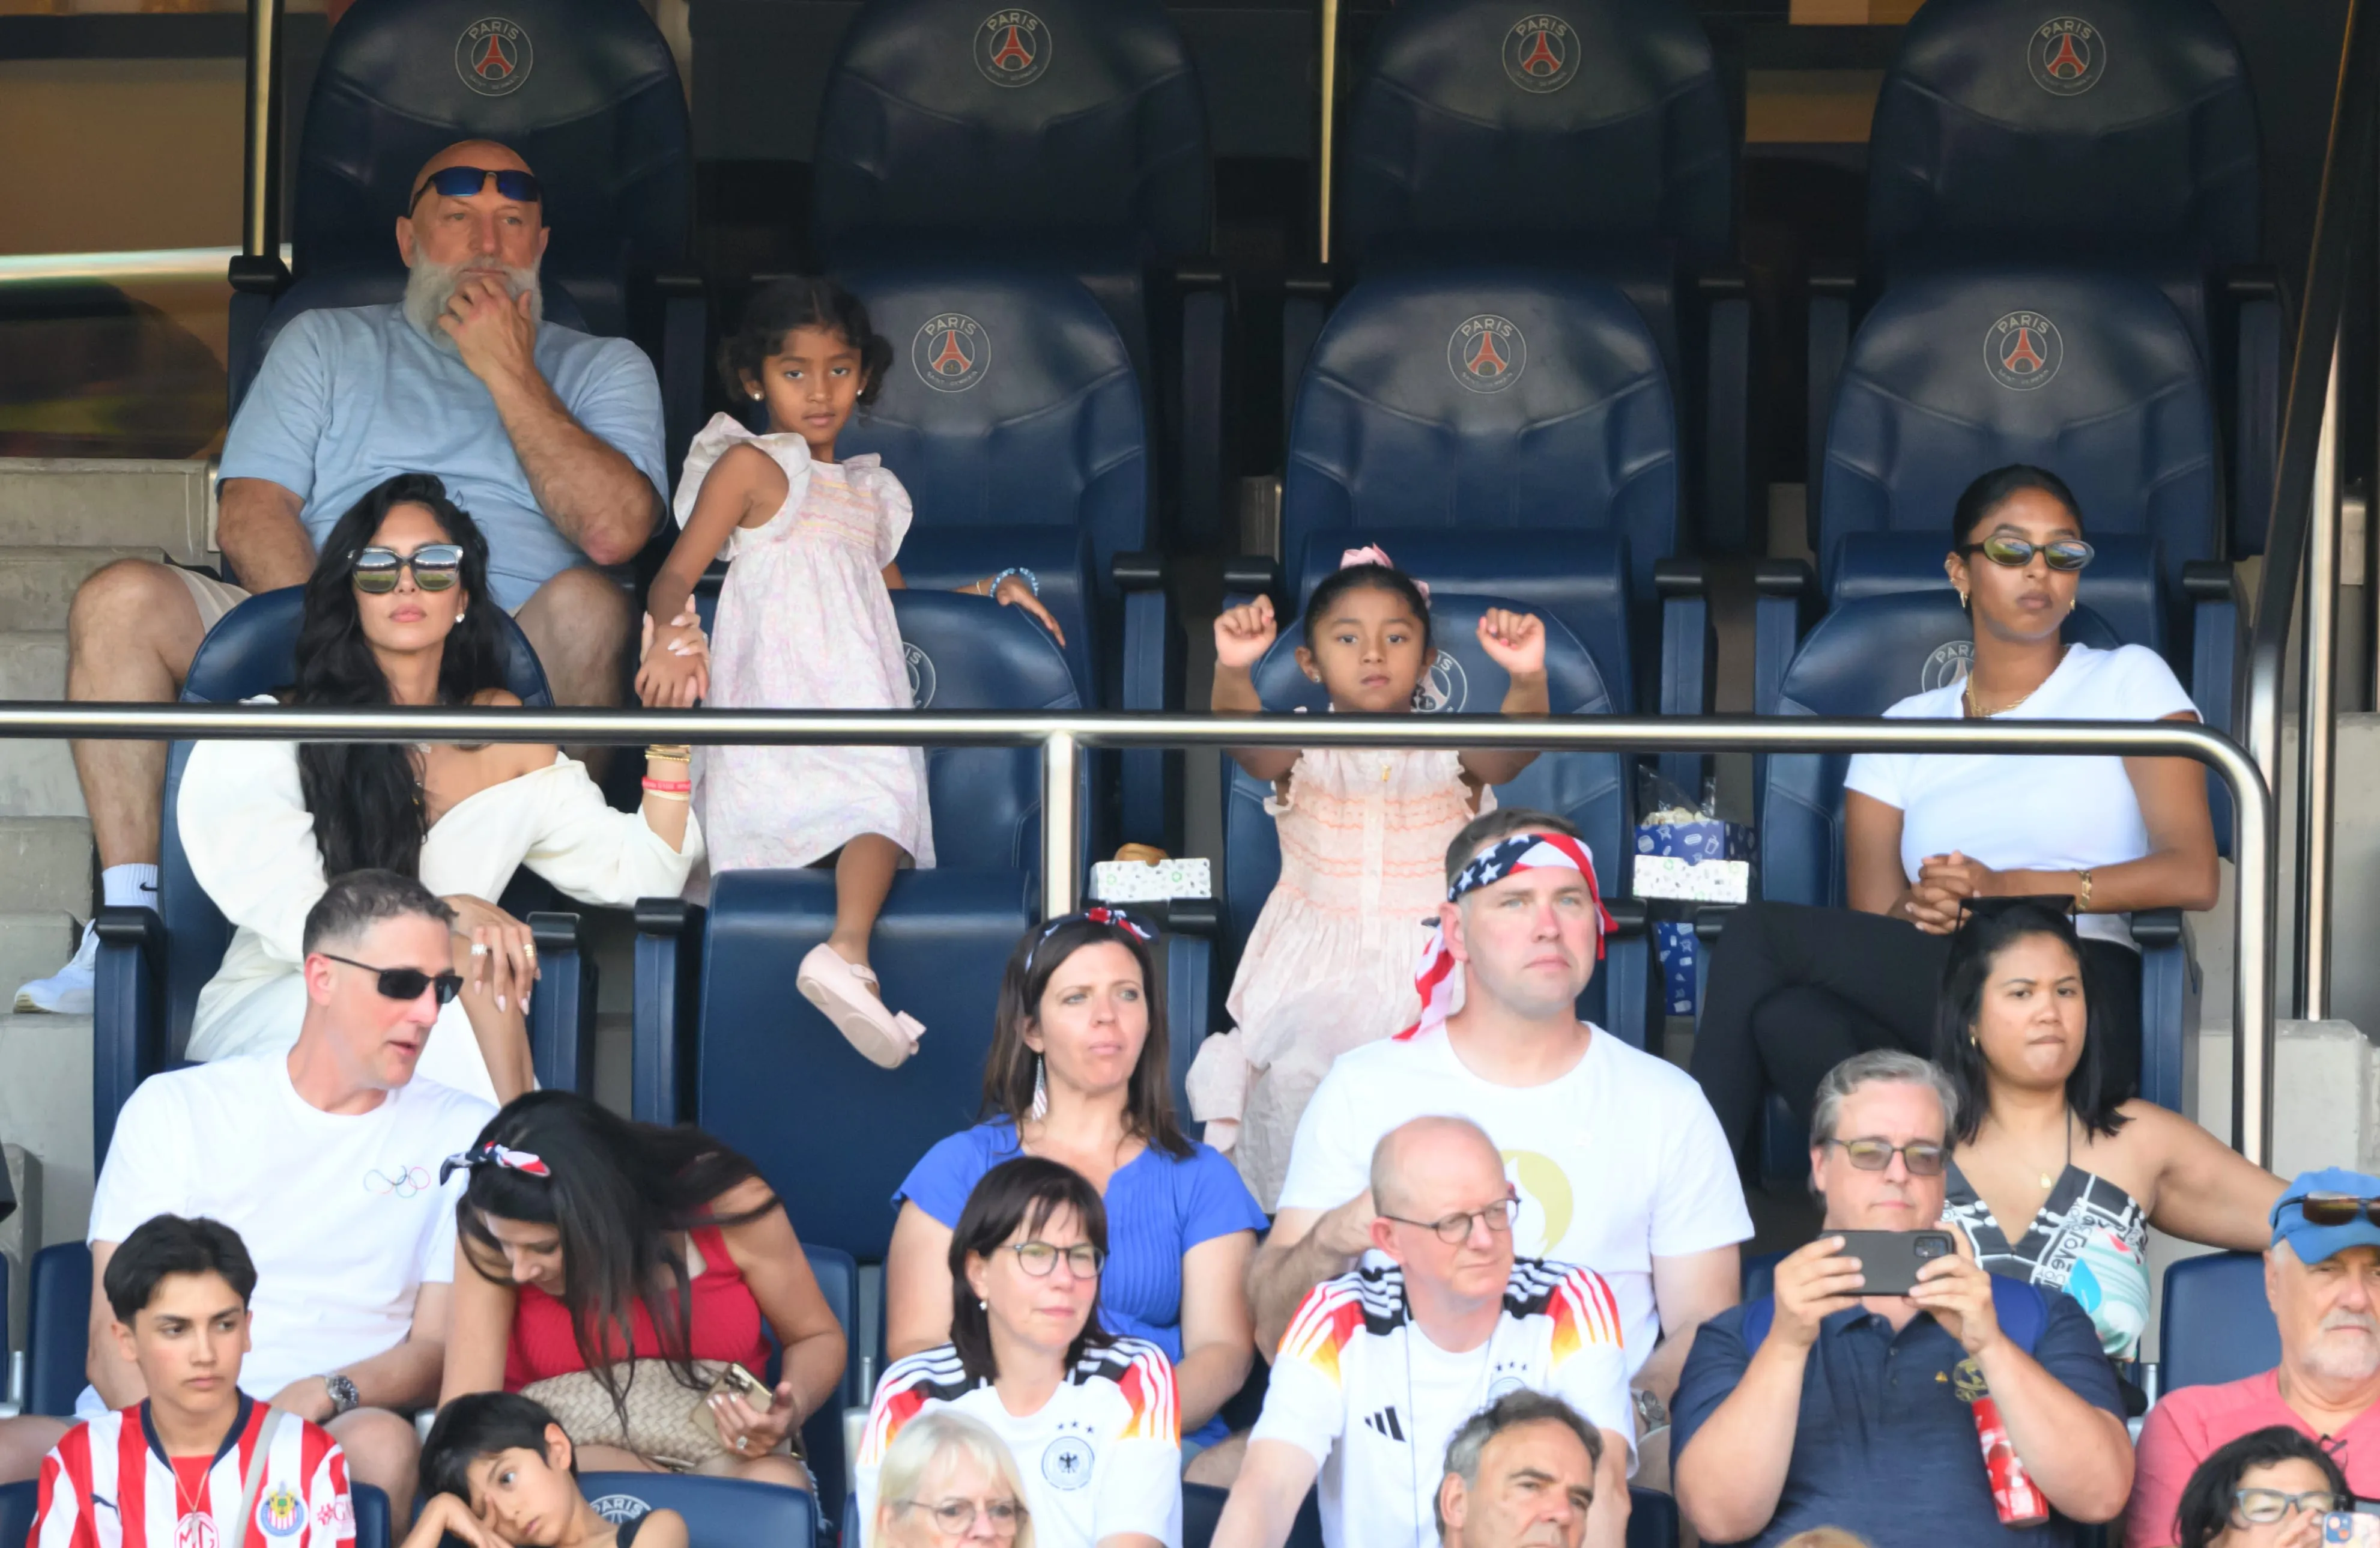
left=1959, top=535, right=2097, bottom=572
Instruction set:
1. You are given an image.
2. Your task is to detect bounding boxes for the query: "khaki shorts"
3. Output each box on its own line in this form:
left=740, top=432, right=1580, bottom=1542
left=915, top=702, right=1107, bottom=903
left=169, top=565, right=251, bottom=631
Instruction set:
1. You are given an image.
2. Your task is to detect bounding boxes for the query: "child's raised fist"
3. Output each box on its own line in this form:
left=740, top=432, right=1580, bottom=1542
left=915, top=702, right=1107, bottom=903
left=1213, top=594, right=1279, bottom=672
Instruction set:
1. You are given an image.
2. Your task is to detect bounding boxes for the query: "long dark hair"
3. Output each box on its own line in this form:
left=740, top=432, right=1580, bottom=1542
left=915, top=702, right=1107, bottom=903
left=289, top=473, right=509, bottom=876
left=1951, top=463, right=2085, bottom=548
left=2173, top=1426, right=2349, bottom=1548
left=949, top=1158, right=1112, bottom=1383
left=981, top=914, right=1190, bottom=1158
left=1300, top=560, right=1434, bottom=657
left=1934, top=900, right=2128, bottom=1145
left=452, top=1092, right=779, bottom=1415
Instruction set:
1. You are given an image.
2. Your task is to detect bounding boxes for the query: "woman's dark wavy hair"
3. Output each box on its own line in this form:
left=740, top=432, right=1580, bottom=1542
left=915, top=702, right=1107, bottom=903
left=1300, top=560, right=1433, bottom=657
left=948, top=1158, right=1112, bottom=1383
left=420, top=1391, right=577, bottom=1504
left=1951, top=463, right=2086, bottom=548
left=2173, top=1425, right=2348, bottom=1548
left=289, top=473, right=509, bottom=876
left=1933, top=899, right=2130, bottom=1145
left=453, top=1092, right=779, bottom=1419
left=981, top=914, right=1190, bottom=1158
left=718, top=276, right=893, bottom=411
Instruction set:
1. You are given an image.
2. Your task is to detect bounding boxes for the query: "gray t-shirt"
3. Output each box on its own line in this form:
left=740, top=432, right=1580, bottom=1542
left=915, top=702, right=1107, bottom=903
left=219, top=303, right=667, bottom=610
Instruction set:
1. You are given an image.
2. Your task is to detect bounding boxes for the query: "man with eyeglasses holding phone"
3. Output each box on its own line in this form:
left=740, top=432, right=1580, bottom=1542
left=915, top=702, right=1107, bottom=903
left=1216, top=1117, right=1634, bottom=1548
left=1672, top=1051, right=2131, bottom=1548
left=22, top=137, right=666, bottom=1019
left=2128, top=1169, right=2380, bottom=1547
left=0, top=871, right=497, bottom=1531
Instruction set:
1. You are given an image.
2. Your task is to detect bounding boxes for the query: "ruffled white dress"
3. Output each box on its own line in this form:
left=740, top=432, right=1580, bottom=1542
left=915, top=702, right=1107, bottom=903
left=1185, top=748, right=1487, bottom=1208
left=676, top=413, right=934, bottom=882
left=179, top=731, right=704, bottom=1103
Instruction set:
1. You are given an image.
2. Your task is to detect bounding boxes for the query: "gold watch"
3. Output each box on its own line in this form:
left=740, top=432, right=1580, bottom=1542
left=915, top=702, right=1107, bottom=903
left=2073, top=870, right=2094, bottom=915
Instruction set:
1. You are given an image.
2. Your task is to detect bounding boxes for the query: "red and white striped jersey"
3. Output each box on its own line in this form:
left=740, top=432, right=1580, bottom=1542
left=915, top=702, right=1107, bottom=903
left=34, top=1398, right=353, bottom=1548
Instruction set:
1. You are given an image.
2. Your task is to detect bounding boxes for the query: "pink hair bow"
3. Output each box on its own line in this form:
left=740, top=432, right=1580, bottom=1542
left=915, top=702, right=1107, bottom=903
left=1339, top=544, right=1429, bottom=600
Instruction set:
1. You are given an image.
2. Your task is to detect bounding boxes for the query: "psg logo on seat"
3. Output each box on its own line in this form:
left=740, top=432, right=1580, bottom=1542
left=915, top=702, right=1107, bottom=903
left=913, top=313, right=991, bottom=392
left=1449, top=314, right=1527, bottom=393
left=455, top=17, right=534, bottom=97
left=1984, top=311, right=2063, bottom=391
left=1502, top=15, right=1578, bottom=94
left=2027, top=17, right=2104, bottom=97
left=976, top=10, right=1051, bottom=87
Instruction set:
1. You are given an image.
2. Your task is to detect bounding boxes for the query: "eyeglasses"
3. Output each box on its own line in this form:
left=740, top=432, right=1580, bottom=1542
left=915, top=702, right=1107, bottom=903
left=352, top=544, right=464, bottom=593
left=1958, top=536, right=2096, bottom=572
left=2296, top=1194, right=2380, bottom=1227
left=897, top=1499, right=1027, bottom=1537
left=408, top=166, right=543, bottom=211
left=1824, top=1138, right=1949, bottom=1177
left=1381, top=1194, right=1522, bottom=1245
left=2230, top=1488, right=2346, bottom=1525
left=319, top=953, right=463, bottom=1006
left=1005, top=1240, right=1106, bottom=1278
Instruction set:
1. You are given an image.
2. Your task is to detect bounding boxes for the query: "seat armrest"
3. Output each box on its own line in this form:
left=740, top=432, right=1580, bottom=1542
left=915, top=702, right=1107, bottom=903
left=1752, top=560, right=1818, bottom=718
left=1168, top=264, right=1234, bottom=551
left=1696, top=266, right=1753, bottom=554
left=2183, top=559, right=2244, bottom=851
left=525, top=912, right=596, bottom=1097
left=1598, top=899, right=1652, bottom=1051
left=1158, top=897, right=1222, bottom=1121
left=1656, top=559, right=1714, bottom=795
left=1112, top=551, right=1169, bottom=592
left=1221, top=555, right=1286, bottom=614
left=2223, top=266, right=2283, bottom=557
left=2133, top=909, right=2200, bottom=1114
left=631, top=899, right=704, bottom=1123
left=1280, top=265, right=1338, bottom=445
left=227, top=253, right=291, bottom=297
left=92, top=906, right=169, bottom=1170
left=1116, top=553, right=1185, bottom=849
left=1806, top=270, right=1858, bottom=523
left=655, top=269, right=709, bottom=498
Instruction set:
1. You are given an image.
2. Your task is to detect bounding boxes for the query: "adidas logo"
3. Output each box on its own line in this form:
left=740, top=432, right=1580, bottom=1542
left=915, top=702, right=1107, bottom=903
left=1361, top=1406, right=1405, bottom=1442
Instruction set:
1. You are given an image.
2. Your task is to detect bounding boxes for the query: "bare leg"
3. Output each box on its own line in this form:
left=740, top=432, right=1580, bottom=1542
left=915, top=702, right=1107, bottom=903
left=575, top=1443, right=659, bottom=1473
left=725, top=1455, right=812, bottom=1492
left=0, top=1415, right=70, bottom=1484
left=328, top=1407, right=423, bottom=1534
left=825, top=834, right=903, bottom=982
left=514, top=566, right=635, bottom=772
left=1183, top=1430, right=1246, bottom=1487
left=65, top=559, right=211, bottom=867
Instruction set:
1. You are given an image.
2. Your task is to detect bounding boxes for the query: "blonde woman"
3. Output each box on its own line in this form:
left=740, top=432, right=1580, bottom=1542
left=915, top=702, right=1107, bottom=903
left=874, top=1410, right=1037, bottom=1548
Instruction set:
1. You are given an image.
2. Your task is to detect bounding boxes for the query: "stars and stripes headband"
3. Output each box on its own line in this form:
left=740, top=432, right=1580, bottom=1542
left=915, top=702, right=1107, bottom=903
left=1025, top=906, right=1155, bottom=974
left=1400, top=831, right=1615, bottom=1040
left=439, top=1141, right=551, bottom=1185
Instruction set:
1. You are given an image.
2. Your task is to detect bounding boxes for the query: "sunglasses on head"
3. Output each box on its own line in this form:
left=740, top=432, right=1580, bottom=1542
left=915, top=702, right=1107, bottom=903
left=1960, top=535, right=2097, bottom=572
left=319, top=952, right=462, bottom=1006
left=2295, top=1193, right=2380, bottom=1227
left=352, top=544, right=464, bottom=593
left=408, top=166, right=543, bottom=211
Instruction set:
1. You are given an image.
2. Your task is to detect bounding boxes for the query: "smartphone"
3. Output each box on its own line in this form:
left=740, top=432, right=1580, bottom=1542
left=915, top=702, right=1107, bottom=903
left=692, top=1361, right=775, bottom=1425
left=2324, top=1512, right=2380, bottom=1547
left=1833, top=1230, right=1957, bottom=1296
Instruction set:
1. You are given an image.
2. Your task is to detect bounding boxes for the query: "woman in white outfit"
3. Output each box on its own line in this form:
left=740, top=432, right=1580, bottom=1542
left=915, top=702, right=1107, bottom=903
left=178, top=473, right=702, bottom=1102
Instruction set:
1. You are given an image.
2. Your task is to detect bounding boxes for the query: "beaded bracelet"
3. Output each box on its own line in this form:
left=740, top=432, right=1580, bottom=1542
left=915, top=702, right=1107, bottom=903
left=989, top=566, right=1041, bottom=598
left=642, top=777, right=693, bottom=794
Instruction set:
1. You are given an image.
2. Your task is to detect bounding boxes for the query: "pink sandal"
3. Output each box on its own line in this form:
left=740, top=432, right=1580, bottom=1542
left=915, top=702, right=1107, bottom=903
left=796, top=944, right=924, bottom=1069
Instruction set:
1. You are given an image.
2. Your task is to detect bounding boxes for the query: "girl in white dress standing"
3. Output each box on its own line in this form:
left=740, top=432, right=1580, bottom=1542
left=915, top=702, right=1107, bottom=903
left=637, top=277, right=1064, bottom=1069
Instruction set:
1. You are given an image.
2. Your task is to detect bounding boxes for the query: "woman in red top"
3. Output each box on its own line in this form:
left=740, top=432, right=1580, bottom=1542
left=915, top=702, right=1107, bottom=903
left=438, top=1092, right=846, bottom=1492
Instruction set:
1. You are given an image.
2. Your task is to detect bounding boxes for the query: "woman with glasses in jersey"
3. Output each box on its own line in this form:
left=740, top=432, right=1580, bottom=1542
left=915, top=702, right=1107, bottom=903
left=859, top=1158, right=1183, bottom=1548
left=176, top=472, right=701, bottom=1102
left=1691, top=464, right=2221, bottom=1169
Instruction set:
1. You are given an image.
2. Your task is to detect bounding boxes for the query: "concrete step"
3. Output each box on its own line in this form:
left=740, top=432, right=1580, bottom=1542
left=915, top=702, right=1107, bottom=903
left=0, top=459, right=213, bottom=564
left=0, top=631, right=65, bottom=700
left=0, top=914, right=76, bottom=1001
left=0, top=1012, right=94, bottom=1252
left=0, top=819, right=90, bottom=914
left=0, top=633, right=80, bottom=817
left=0, top=547, right=166, bottom=633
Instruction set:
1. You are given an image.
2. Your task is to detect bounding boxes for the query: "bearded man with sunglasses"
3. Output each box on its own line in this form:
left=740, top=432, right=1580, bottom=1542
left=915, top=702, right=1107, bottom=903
left=1673, top=1051, right=2131, bottom=1548
left=2127, top=1169, right=2380, bottom=1546
left=0, top=871, right=495, bottom=1532
left=22, top=138, right=664, bottom=1019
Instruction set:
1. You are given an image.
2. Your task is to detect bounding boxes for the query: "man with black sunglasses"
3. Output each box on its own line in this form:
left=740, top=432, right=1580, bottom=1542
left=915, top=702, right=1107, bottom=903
left=2129, top=1168, right=2380, bottom=1546
left=23, top=138, right=664, bottom=1019
left=1672, top=1051, right=2131, bottom=1548
left=0, top=872, right=496, bottom=1537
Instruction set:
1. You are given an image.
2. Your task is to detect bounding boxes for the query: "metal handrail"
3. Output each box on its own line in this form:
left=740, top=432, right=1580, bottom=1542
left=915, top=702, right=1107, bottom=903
left=0, top=246, right=291, bottom=290
left=0, top=702, right=2279, bottom=1165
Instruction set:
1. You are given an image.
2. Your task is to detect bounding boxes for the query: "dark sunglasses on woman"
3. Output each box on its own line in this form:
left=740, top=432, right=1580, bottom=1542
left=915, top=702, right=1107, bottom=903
left=408, top=166, right=543, bottom=211
left=1959, top=535, right=2097, bottom=572
left=319, top=953, right=464, bottom=1006
left=351, top=544, right=465, bottom=593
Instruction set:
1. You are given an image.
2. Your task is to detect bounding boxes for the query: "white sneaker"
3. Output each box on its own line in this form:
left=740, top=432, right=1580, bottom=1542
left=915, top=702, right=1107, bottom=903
left=14, top=920, right=97, bottom=1015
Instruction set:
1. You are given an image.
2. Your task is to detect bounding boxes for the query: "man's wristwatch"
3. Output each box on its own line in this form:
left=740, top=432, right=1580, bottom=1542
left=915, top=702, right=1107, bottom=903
left=322, top=1373, right=361, bottom=1417
left=1632, top=1387, right=1669, bottom=1437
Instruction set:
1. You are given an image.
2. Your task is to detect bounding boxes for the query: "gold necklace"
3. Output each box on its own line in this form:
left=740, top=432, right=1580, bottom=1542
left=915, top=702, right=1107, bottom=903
left=1963, top=646, right=2068, bottom=718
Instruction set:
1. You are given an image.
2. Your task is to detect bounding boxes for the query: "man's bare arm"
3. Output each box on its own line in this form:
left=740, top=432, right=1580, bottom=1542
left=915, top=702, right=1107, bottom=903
left=1248, top=1194, right=1374, bottom=1358
left=215, top=479, right=318, bottom=593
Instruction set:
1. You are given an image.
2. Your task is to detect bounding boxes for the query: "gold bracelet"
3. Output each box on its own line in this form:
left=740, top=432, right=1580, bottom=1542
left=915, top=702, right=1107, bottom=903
left=2073, top=869, right=2094, bottom=914
left=646, top=744, right=693, bottom=762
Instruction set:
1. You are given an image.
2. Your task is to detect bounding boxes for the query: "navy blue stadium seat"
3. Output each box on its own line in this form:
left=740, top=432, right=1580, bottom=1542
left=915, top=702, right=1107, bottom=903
left=631, top=593, right=1155, bottom=1264
left=1182, top=1484, right=1324, bottom=1548
left=26, top=1242, right=92, bottom=1419
left=1305, top=0, right=1749, bottom=550
left=1629, top=1487, right=1681, bottom=1548
left=353, top=1485, right=392, bottom=1548
left=583, top=1473, right=817, bottom=1548
left=798, top=1244, right=862, bottom=1531
left=810, top=0, right=1230, bottom=550
left=1216, top=598, right=1650, bottom=1052
left=91, top=587, right=574, bottom=1170
left=1829, top=0, right=2275, bottom=554
left=1274, top=266, right=1708, bottom=791
left=229, top=0, right=702, bottom=476
left=2161, top=1251, right=2279, bottom=1393
left=839, top=262, right=1181, bottom=852
left=0, top=1482, right=33, bottom=1548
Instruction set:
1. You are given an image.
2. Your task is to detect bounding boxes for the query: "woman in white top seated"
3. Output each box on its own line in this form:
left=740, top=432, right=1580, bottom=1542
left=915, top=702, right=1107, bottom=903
left=178, top=472, right=703, bottom=1102
left=858, top=1157, right=1182, bottom=1548
left=1689, top=463, right=2219, bottom=1165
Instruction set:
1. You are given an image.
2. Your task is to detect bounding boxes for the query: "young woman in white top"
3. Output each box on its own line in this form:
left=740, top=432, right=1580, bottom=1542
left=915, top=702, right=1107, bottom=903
left=177, top=473, right=703, bottom=1102
left=1689, top=464, right=2219, bottom=1164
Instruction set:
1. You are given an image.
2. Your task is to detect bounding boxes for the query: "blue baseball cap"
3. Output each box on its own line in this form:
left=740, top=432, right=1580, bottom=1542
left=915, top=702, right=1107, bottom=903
left=2271, top=1168, right=2380, bottom=1263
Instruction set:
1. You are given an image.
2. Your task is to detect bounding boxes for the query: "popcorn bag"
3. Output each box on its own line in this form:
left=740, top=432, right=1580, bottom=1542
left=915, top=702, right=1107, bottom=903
left=1631, top=771, right=1754, bottom=1015
left=1955, top=1358, right=2048, bottom=1527
left=1089, top=855, right=1213, bottom=903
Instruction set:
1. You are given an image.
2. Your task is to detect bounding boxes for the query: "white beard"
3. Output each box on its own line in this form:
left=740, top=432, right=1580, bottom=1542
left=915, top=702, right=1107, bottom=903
left=404, top=256, right=545, bottom=354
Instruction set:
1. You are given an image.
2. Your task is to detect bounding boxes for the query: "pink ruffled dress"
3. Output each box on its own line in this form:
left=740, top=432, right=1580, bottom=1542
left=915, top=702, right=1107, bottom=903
left=674, top=413, right=934, bottom=884
left=1185, top=747, right=1487, bottom=1208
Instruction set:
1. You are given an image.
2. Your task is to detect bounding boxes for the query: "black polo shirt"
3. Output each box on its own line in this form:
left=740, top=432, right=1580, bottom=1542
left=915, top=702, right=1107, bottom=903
left=1672, top=1277, right=2124, bottom=1548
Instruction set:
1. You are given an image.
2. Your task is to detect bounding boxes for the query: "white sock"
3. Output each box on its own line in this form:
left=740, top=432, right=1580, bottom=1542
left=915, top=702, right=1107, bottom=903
left=100, top=863, right=160, bottom=909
